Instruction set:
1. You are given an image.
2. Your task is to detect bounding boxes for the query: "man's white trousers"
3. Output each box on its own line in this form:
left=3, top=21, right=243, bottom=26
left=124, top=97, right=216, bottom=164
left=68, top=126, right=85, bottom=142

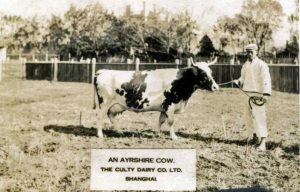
left=244, top=93, right=268, bottom=138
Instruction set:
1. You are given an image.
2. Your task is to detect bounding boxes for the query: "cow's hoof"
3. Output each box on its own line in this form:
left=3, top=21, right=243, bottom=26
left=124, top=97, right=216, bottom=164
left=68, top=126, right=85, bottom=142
left=97, top=134, right=104, bottom=138
left=171, top=135, right=178, bottom=140
left=97, top=130, right=104, bottom=138
left=255, top=144, right=266, bottom=151
left=250, top=134, right=260, bottom=145
left=157, top=132, right=162, bottom=137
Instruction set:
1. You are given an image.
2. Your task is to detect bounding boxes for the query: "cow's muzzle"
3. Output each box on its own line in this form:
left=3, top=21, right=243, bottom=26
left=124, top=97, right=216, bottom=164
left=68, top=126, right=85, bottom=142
left=211, top=83, right=219, bottom=91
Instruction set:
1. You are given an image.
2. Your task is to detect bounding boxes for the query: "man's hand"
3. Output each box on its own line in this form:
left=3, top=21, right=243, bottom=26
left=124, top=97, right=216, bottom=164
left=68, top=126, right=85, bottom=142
left=262, top=95, right=269, bottom=103
left=233, top=79, right=240, bottom=86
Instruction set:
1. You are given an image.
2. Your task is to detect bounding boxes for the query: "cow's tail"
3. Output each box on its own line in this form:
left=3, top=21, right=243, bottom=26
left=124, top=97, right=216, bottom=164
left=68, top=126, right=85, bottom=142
left=93, top=74, right=103, bottom=109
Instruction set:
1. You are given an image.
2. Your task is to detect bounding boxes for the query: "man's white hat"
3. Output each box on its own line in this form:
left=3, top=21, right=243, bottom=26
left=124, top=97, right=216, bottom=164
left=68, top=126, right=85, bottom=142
left=245, top=43, right=258, bottom=51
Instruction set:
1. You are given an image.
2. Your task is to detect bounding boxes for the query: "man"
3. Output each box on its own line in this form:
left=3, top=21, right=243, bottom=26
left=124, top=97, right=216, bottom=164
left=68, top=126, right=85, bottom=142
left=233, top=44, right=271, bottom=151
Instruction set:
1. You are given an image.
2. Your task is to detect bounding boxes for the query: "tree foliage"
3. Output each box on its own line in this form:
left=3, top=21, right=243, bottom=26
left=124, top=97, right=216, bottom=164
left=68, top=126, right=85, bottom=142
left=1, top=2, right=200, bottom=61
left=214, top=0, right=284, bottom=53
left=11, top=17, right=45, bottom=53
left=198, top=35, right=216, bottom=57
left=2, top=1, right=289, bottom=61
left=213, top=16, right=243, bottom=52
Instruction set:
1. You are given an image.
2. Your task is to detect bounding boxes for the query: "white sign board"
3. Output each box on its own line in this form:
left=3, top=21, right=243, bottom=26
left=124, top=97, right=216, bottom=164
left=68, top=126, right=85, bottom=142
left=91, top=149, right=196, bottom=191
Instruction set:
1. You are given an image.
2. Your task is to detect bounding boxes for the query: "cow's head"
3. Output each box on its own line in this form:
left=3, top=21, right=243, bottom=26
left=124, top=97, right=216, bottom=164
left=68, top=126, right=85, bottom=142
left=191, top=58, right=219, bottom=91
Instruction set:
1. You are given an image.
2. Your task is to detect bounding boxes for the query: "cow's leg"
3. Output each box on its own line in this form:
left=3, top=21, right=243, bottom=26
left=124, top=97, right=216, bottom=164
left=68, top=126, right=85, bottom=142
left=157, top=112, right=167, bottom=135
left=108, top=103, right=127, bottom=130
left=95, top=100, right=113, bottom=138
left=95, top=106, right=109, bottom=138
left=166, top=106, right=177, bottom=140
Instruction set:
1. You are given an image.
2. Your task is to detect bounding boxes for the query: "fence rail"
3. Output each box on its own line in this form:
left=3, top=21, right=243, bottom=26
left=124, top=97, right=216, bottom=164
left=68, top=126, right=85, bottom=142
left=7, top=53, right=58, bottom=61
left=25, top=60, right=299, bottom=93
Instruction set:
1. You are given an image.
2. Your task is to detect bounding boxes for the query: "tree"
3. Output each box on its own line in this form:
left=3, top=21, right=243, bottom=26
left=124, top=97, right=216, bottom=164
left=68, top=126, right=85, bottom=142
left=104, top=17, right=144, bottom=55
left=214, top=0, right=284, bottom=53
left=0, top=15, right=24, bottom=52
left=237, top=0, right=284, bottom=52
left=168, top=12, right=198, bottom=54
left=63, top=3, right=113, bottom=59
left=45, top=15, right=68, bottom=55
left=213, top=16, right=244, bottom=53
left=12, top=16, right=45, bottom=53
left=286, top=0, right=299, bottom=56
left=198, top=35, right=216, bottom=57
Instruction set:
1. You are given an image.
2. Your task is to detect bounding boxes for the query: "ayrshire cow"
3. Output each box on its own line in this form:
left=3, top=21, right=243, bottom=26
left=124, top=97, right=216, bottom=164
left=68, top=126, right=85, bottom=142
left=93, top=58, right=219, bottom=140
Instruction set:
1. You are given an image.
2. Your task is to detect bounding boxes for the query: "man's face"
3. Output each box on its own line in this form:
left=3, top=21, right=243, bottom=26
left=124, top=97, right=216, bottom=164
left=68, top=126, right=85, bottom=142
left=246, top=49, right=257, bottom=61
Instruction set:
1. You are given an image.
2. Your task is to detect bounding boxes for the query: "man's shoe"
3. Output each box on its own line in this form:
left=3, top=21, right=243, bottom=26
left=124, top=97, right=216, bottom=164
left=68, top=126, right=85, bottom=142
left=250, top=133, right=260, bottom=145
left=256, top=143, right=266, bottom=151
left=255, top=137, right=267, bottom=151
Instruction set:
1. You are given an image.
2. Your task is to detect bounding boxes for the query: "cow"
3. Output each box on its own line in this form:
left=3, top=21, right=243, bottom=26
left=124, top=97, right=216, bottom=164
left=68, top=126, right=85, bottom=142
left=93, top=58, right=219, bottom=140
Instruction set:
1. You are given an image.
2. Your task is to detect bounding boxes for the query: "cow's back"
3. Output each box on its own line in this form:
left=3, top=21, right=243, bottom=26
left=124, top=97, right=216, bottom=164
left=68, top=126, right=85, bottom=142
left=96, top=70, right=135, bottom=95
left=95, top=69, right=178, bottom=110
left=95, top=69, right=178, bottom=95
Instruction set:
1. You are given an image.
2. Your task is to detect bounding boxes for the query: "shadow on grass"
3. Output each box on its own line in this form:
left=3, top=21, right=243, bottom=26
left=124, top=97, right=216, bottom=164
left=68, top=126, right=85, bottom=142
left=281, top=144, right=299, bottom=155
left=177, top=132, right=297, bottom=154
left=43, top=125, right=156, bottom=139
left=201, top=186, right=272, bottom=192
left=177, top=132, right=249, bottom=146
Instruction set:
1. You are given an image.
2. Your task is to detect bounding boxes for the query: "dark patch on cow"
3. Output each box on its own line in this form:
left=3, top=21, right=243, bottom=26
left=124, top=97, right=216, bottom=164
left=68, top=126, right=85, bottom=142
left=162, top=66, right=212, bottom=111
left=117, top=72, right=150, bottom=109
left=94, top=76, right=103, bottom=107
left=116, top=88, right=125, bottom=96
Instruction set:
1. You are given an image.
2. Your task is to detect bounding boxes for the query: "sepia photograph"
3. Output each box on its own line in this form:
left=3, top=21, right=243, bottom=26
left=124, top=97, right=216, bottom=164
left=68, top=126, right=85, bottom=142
left=0, top=0, right=299, bottom=191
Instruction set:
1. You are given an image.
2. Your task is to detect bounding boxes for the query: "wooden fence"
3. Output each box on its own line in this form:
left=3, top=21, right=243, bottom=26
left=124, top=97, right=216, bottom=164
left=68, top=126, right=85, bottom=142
left=25, top=60, right=299, bottom=93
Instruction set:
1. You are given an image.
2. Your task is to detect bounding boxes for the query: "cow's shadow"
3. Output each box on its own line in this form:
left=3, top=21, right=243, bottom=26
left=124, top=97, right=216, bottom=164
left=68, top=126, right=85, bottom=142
left=43, top=125, right=157, bottom=139
left=43, top=125, right=298, bottom=155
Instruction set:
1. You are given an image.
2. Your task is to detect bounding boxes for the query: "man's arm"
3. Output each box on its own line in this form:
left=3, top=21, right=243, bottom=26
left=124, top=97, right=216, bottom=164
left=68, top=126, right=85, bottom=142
left=261, top=62, right=272, bottom=102
left=233, top=64, right=246, bottom=87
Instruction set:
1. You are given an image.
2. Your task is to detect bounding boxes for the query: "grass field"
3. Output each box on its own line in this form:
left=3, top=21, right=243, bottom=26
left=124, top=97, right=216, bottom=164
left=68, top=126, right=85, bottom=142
left=0, top=62, right=299, bottom=191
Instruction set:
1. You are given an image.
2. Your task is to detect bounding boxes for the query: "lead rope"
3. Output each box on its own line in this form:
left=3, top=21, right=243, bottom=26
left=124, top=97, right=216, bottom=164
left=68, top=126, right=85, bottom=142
left=218, top=80, right=265, bottom=109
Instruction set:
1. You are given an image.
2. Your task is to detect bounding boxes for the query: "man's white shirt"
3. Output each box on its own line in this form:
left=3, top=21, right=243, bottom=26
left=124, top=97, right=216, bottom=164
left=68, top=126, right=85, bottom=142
left=238, top=57, right=272, bottom=96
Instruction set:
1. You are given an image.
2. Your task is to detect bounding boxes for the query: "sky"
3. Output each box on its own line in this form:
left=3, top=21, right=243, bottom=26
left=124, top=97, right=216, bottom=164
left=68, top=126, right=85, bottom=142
left=0, top=0, right=297, bottom=47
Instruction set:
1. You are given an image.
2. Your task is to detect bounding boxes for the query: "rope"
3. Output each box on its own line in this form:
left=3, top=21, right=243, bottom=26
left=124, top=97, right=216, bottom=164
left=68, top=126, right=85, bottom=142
left=218, top=80, right=266, bottom=109
left=248, top=96, right=265, bottom=110
left=218, top=80, right=234, bottom=86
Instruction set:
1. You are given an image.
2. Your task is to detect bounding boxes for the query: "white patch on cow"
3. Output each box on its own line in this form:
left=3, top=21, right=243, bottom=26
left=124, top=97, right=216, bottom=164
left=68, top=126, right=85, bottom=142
left=96, top=69, right=134, bottom=102
left=142, top=69, right=178, bottom=108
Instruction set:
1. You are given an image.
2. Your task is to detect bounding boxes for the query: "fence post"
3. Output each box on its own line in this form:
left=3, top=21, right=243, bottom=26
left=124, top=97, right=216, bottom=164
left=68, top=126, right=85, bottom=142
left=22, top=57, right=27, bottom=79
left=54, top=58, right=58, bottom=81
left=0, top=50, right=2, bottom=82
left=135, top=58, right=140, bottom=72
left=91, top=58, right=96, bottom=84
left=45, top=53, right=49, bottom=61
left=187, top=58, right=191, bottom=67
left=87, top=58, right=90, bottom=83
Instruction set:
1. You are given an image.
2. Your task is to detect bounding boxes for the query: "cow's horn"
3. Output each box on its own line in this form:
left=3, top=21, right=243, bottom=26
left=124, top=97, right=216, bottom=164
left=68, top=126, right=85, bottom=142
left=208, top=57, right=217, bottom=66
left=190, top=57, right=195, bottom=65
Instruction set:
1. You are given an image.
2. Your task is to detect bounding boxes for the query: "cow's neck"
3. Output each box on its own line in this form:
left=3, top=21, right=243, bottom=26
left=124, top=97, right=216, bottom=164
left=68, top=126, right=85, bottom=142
left=162, top=67, right=198, bottom=111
